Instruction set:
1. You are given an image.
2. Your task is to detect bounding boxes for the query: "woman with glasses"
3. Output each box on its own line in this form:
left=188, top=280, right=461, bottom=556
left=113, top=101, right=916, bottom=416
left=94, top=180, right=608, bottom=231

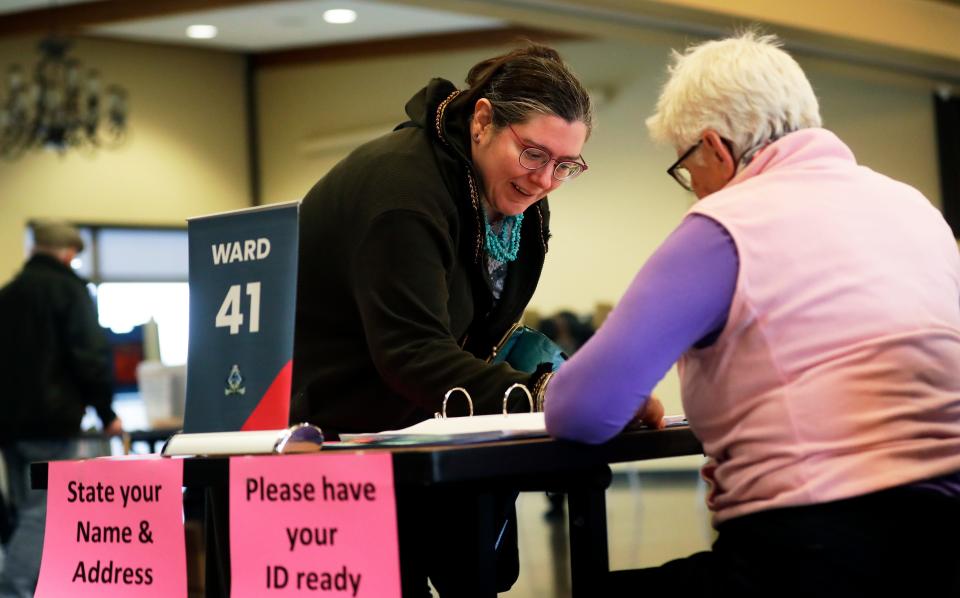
left=544, top=31, right=960, bottom=595
left=291, top=44, right=591, bottom=596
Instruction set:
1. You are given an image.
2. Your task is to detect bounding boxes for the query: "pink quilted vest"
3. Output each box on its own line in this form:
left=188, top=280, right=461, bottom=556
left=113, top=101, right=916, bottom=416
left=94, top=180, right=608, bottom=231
left=682, top=128, right=960, bottom=524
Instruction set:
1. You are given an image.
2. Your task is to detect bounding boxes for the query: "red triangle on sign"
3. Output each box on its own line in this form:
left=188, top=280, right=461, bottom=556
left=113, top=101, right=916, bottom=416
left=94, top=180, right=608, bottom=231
left=241, top=360, right=292, bottom=430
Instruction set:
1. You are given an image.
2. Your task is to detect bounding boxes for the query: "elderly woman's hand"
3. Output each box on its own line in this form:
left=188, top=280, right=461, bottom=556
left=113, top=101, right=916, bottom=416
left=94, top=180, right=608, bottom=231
left=628, top=396, right=665, bottom=430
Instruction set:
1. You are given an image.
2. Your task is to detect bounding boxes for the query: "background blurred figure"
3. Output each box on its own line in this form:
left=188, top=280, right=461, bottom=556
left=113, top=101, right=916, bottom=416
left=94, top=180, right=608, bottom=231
left=546, top=30, right=960, bottom=595
left=0, top=219, right=122, bottom=598
left=537, top=310, right=595, bottom=356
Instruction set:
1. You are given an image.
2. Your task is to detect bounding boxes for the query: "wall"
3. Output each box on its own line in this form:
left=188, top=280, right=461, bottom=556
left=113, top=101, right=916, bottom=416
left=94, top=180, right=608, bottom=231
left=0, top=29, right=944, bottom=415
left=257, top=33, right=942, bottom=314
left=0, top=31, right=936, bottom=304
left=0, top=35, right=251, bottom=282
left=256, top=32, right=942, bottom=415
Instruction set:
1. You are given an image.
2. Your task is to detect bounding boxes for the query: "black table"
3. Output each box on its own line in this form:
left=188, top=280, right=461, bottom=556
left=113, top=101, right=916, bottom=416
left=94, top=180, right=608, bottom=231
left=125, top=427, right=180, bottom=453
left=77, top=426, right=180, bottom=454
left=33, top=426, right=702, bottom=597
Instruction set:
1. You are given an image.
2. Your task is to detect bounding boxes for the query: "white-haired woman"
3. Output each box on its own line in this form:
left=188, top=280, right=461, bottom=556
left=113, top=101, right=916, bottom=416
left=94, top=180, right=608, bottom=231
left=543, top=31, right=960, bottom=594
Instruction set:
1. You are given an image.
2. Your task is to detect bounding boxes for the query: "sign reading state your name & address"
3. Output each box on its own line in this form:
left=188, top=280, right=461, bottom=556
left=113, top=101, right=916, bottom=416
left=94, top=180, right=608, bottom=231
left=35, top=457, right=186, bottom=597
left=229, top=453, right=400, bottom=597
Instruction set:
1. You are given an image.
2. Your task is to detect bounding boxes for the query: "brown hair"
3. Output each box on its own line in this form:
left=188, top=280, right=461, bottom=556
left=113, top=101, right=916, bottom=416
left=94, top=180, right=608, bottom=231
left=462, top=43, right=592, bottom=135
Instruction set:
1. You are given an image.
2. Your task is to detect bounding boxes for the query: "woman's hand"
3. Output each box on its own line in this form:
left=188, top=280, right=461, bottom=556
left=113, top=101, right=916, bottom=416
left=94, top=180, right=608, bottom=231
left=628, top=396, right=665, bottom=430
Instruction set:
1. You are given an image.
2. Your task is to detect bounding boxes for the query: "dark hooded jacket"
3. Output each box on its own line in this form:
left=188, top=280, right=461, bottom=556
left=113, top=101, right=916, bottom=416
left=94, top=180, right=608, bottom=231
left=0, top=254, right=116, bottom=441
left=291, top=78, right=552, bottom=433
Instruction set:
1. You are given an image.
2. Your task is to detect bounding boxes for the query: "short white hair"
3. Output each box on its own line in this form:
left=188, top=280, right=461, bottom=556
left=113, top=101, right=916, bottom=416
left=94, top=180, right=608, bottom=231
left=646, top=30, right=821, bottom=159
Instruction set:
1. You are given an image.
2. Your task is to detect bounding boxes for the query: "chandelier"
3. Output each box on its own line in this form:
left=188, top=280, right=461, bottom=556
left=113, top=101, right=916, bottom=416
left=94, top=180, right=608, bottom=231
left=0, top=37, right=128, bottom=160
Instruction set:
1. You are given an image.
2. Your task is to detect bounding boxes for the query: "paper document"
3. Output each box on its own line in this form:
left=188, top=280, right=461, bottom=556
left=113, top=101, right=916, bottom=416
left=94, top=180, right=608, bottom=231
left=662, top=414, right=688, bottom=427
left=335, top=413, right=547, bottom=448
left=342, top=413, right=688, bottom=442
left=381, top=412, right=547, bottom=436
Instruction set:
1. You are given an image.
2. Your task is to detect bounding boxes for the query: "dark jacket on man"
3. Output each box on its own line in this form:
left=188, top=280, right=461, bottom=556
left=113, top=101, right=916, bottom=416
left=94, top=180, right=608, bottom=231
left=291, top=78, right=551, bottom=434
left=0, top=254, right=116, bottom=441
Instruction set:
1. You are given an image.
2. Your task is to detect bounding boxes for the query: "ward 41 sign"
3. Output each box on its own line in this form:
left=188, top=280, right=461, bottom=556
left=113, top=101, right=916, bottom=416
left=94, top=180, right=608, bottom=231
left=184, top=202, right=299, bottom=433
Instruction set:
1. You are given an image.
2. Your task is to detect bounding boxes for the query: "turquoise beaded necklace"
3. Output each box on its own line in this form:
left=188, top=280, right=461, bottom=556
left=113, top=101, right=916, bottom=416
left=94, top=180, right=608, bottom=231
left=485, top=212, right=523, bottom=262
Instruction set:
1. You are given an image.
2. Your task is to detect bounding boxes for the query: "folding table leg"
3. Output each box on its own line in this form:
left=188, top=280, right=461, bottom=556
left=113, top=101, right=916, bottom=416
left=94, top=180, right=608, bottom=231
left=567, top=466, right=612, bottom=598
left=204, top=486, right=231, bottom=598
left=396, top=487, right=499, bottom=598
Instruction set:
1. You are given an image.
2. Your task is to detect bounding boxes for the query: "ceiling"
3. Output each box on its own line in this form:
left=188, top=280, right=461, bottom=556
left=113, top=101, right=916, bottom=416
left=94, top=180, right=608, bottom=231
left=1, top=0, right=959, bottom=83
left=0, top=0, right=508, bottom=52
left=91, top=0, right=505, bottom=52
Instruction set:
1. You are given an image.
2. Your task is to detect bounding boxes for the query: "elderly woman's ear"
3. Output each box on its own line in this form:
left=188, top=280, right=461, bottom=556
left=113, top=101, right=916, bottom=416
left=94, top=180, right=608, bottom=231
left=702, top=130, right=737, bottom=180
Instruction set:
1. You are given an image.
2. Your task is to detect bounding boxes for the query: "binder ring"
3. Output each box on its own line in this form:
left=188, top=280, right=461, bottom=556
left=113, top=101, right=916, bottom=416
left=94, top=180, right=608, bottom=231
left=502, top=383, right=534, bottom=415
left=436, top=387, right=474, bottom=419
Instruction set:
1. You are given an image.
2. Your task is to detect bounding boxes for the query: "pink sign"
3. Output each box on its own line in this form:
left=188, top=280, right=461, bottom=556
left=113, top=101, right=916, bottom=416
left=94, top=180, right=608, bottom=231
left=35, top=456, right=187, bottom=598
left=230, top=453, right=400, bottom=597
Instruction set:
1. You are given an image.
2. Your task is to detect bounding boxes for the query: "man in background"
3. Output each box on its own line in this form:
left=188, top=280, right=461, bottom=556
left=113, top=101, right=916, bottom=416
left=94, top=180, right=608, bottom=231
left=0, top=220, right=122, bottom=598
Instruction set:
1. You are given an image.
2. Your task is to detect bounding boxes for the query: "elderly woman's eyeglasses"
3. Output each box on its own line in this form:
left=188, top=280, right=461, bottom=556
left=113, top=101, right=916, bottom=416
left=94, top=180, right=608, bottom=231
left=667, top=140, right=702, bottom=191
left=507, top=124, right=588, bottom=182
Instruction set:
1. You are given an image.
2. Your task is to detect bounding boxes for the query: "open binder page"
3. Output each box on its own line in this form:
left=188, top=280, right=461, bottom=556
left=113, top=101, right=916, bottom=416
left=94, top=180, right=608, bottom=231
left=333, top=414, right=690, bottom=448
left=383, top=413, right=688, bottom=436
left=384, top=412, right=547, bottom=436
left=334, top=414, right=548, bottom=448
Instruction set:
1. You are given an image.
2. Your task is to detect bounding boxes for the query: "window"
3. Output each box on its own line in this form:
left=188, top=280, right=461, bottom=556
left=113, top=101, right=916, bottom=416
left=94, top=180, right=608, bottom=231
left=27, top=223, right=190, bottom=365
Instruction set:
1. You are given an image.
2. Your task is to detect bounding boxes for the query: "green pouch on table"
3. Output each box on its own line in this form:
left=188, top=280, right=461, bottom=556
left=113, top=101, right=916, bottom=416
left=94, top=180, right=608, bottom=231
left=489, top=325, right=566, bottom=373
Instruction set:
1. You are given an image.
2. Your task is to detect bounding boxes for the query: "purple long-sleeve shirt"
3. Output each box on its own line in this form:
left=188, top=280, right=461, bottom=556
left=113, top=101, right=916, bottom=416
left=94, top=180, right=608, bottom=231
left=544, top=214, right=739, bottom=444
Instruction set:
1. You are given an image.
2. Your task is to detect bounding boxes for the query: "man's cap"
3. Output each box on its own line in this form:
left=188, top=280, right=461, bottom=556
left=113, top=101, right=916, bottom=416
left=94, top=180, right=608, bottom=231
left=31, top=219, right=84, bottom=252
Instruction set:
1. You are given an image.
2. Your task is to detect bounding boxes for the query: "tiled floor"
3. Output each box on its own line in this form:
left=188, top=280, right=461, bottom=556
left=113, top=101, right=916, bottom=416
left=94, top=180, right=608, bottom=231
left=504, top=468, right=713, bottom=597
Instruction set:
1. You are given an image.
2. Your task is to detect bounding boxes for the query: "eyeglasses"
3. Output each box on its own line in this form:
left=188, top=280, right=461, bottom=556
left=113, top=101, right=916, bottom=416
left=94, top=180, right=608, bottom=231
left=507, top=124, right=588, bottom=181
left=668, top=138, right=741, bottom=191
left=666, top=140, right=702, bottom=191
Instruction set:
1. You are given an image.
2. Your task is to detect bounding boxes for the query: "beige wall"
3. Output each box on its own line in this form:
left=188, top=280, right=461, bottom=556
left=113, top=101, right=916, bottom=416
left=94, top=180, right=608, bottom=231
left=0, top=31, right=941, bottom=304
left=0, top=29, right=946, bottom=414
left=0, top=36, right=250, bottom=282
left=257, top=33, right=943, bottom=316
left=256, top=33, right=943, bottom=414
